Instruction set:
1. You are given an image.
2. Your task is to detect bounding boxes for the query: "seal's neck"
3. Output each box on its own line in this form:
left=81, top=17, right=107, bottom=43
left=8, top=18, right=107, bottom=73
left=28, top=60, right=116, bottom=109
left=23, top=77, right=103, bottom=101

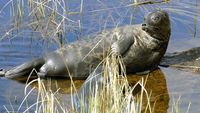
left=153, top=30, right=170, bottom=42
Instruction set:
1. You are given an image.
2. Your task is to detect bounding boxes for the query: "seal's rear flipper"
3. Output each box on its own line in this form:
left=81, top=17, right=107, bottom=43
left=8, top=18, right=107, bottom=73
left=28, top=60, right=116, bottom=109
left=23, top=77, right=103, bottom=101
left=4, top=58, right=45, bottom=81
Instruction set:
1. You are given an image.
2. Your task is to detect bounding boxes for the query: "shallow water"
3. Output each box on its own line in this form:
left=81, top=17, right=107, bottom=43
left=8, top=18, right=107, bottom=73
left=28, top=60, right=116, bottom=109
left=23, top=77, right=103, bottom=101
left=1, top=38, right=200, bottom=113
left=0, top=0, right=200, bottom=113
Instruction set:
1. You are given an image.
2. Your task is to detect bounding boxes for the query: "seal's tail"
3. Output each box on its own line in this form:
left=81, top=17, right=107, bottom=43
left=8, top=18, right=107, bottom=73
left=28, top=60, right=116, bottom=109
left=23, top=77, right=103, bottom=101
left=3, top=58, right=45, bottom=81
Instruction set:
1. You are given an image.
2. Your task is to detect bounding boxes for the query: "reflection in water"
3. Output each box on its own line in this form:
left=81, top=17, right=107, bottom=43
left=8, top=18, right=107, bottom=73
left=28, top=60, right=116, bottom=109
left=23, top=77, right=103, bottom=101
left=31, top=78, right=84, bottom=94
left=27, top=69, right=169, bottom=113
left=127, top=69, right=169, bottom=113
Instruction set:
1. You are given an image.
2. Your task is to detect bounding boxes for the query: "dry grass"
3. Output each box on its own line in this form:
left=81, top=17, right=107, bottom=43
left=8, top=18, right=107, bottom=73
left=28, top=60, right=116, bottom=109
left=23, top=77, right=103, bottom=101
left=71, top=55, right=152, bottom=113
left=1, top=0, right=199, bottom=113
left=1, top=0, right=199, bottom=42
left=4, top=54, right=152, bottom=113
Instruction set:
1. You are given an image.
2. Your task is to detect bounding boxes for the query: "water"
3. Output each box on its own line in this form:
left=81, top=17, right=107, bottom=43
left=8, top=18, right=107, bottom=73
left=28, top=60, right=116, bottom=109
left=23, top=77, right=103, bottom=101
left=0, top=0, right=200, bottom=113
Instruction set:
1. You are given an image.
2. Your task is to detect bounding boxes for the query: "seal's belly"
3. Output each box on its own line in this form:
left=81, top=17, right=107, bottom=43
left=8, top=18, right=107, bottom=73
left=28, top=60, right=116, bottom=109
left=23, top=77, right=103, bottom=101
left=123, top=39, right=161, bottom=73
left=44, top=44, right=105, bottom=78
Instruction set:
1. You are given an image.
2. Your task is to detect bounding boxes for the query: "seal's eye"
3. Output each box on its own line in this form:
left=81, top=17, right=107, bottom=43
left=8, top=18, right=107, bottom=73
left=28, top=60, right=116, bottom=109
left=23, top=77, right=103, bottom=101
left=151, top=15, right=161, bottom=23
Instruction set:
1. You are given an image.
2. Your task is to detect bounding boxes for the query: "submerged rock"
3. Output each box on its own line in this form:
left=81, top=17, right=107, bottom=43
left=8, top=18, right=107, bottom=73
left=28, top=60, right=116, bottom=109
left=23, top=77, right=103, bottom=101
left=161, top=47, right=200, bottom=73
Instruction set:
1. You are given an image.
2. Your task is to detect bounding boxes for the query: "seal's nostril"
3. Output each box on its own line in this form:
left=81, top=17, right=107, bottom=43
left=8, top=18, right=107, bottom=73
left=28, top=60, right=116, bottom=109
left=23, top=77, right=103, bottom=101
left=142, top=23, right=146, bottom=26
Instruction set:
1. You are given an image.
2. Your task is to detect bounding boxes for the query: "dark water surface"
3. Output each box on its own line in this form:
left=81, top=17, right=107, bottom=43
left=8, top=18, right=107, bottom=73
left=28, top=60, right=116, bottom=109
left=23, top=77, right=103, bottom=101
left=0, top=0, right=200, bottom=113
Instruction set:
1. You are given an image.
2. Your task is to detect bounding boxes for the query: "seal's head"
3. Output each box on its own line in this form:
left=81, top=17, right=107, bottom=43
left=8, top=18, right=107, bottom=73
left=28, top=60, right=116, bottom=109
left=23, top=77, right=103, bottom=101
left=142, top=10, right=171, bottom=41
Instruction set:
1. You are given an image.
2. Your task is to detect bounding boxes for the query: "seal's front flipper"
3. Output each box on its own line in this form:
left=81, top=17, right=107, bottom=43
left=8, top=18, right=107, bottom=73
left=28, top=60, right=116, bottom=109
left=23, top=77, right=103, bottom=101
left=5, top=58, right=45, bottom=81
left=111, top=34, right=134, bottom=56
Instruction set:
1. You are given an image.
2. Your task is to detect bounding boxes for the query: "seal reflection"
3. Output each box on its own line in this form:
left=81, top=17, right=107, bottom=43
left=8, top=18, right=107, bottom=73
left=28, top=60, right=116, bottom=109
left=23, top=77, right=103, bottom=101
left=28, top=68, right=169, bottom=113
left=127, top=69, right=169, bottom=113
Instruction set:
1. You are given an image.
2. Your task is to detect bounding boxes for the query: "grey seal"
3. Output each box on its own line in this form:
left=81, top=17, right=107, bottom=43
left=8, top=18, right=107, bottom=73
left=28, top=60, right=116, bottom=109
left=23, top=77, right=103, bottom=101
left=0, top=10, right=171, bottom=80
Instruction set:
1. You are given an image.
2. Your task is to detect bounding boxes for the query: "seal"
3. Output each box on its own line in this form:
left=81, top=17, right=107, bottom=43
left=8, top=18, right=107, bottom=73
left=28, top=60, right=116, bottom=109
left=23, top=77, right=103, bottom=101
left=1, top=10, right=171, bottom=80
